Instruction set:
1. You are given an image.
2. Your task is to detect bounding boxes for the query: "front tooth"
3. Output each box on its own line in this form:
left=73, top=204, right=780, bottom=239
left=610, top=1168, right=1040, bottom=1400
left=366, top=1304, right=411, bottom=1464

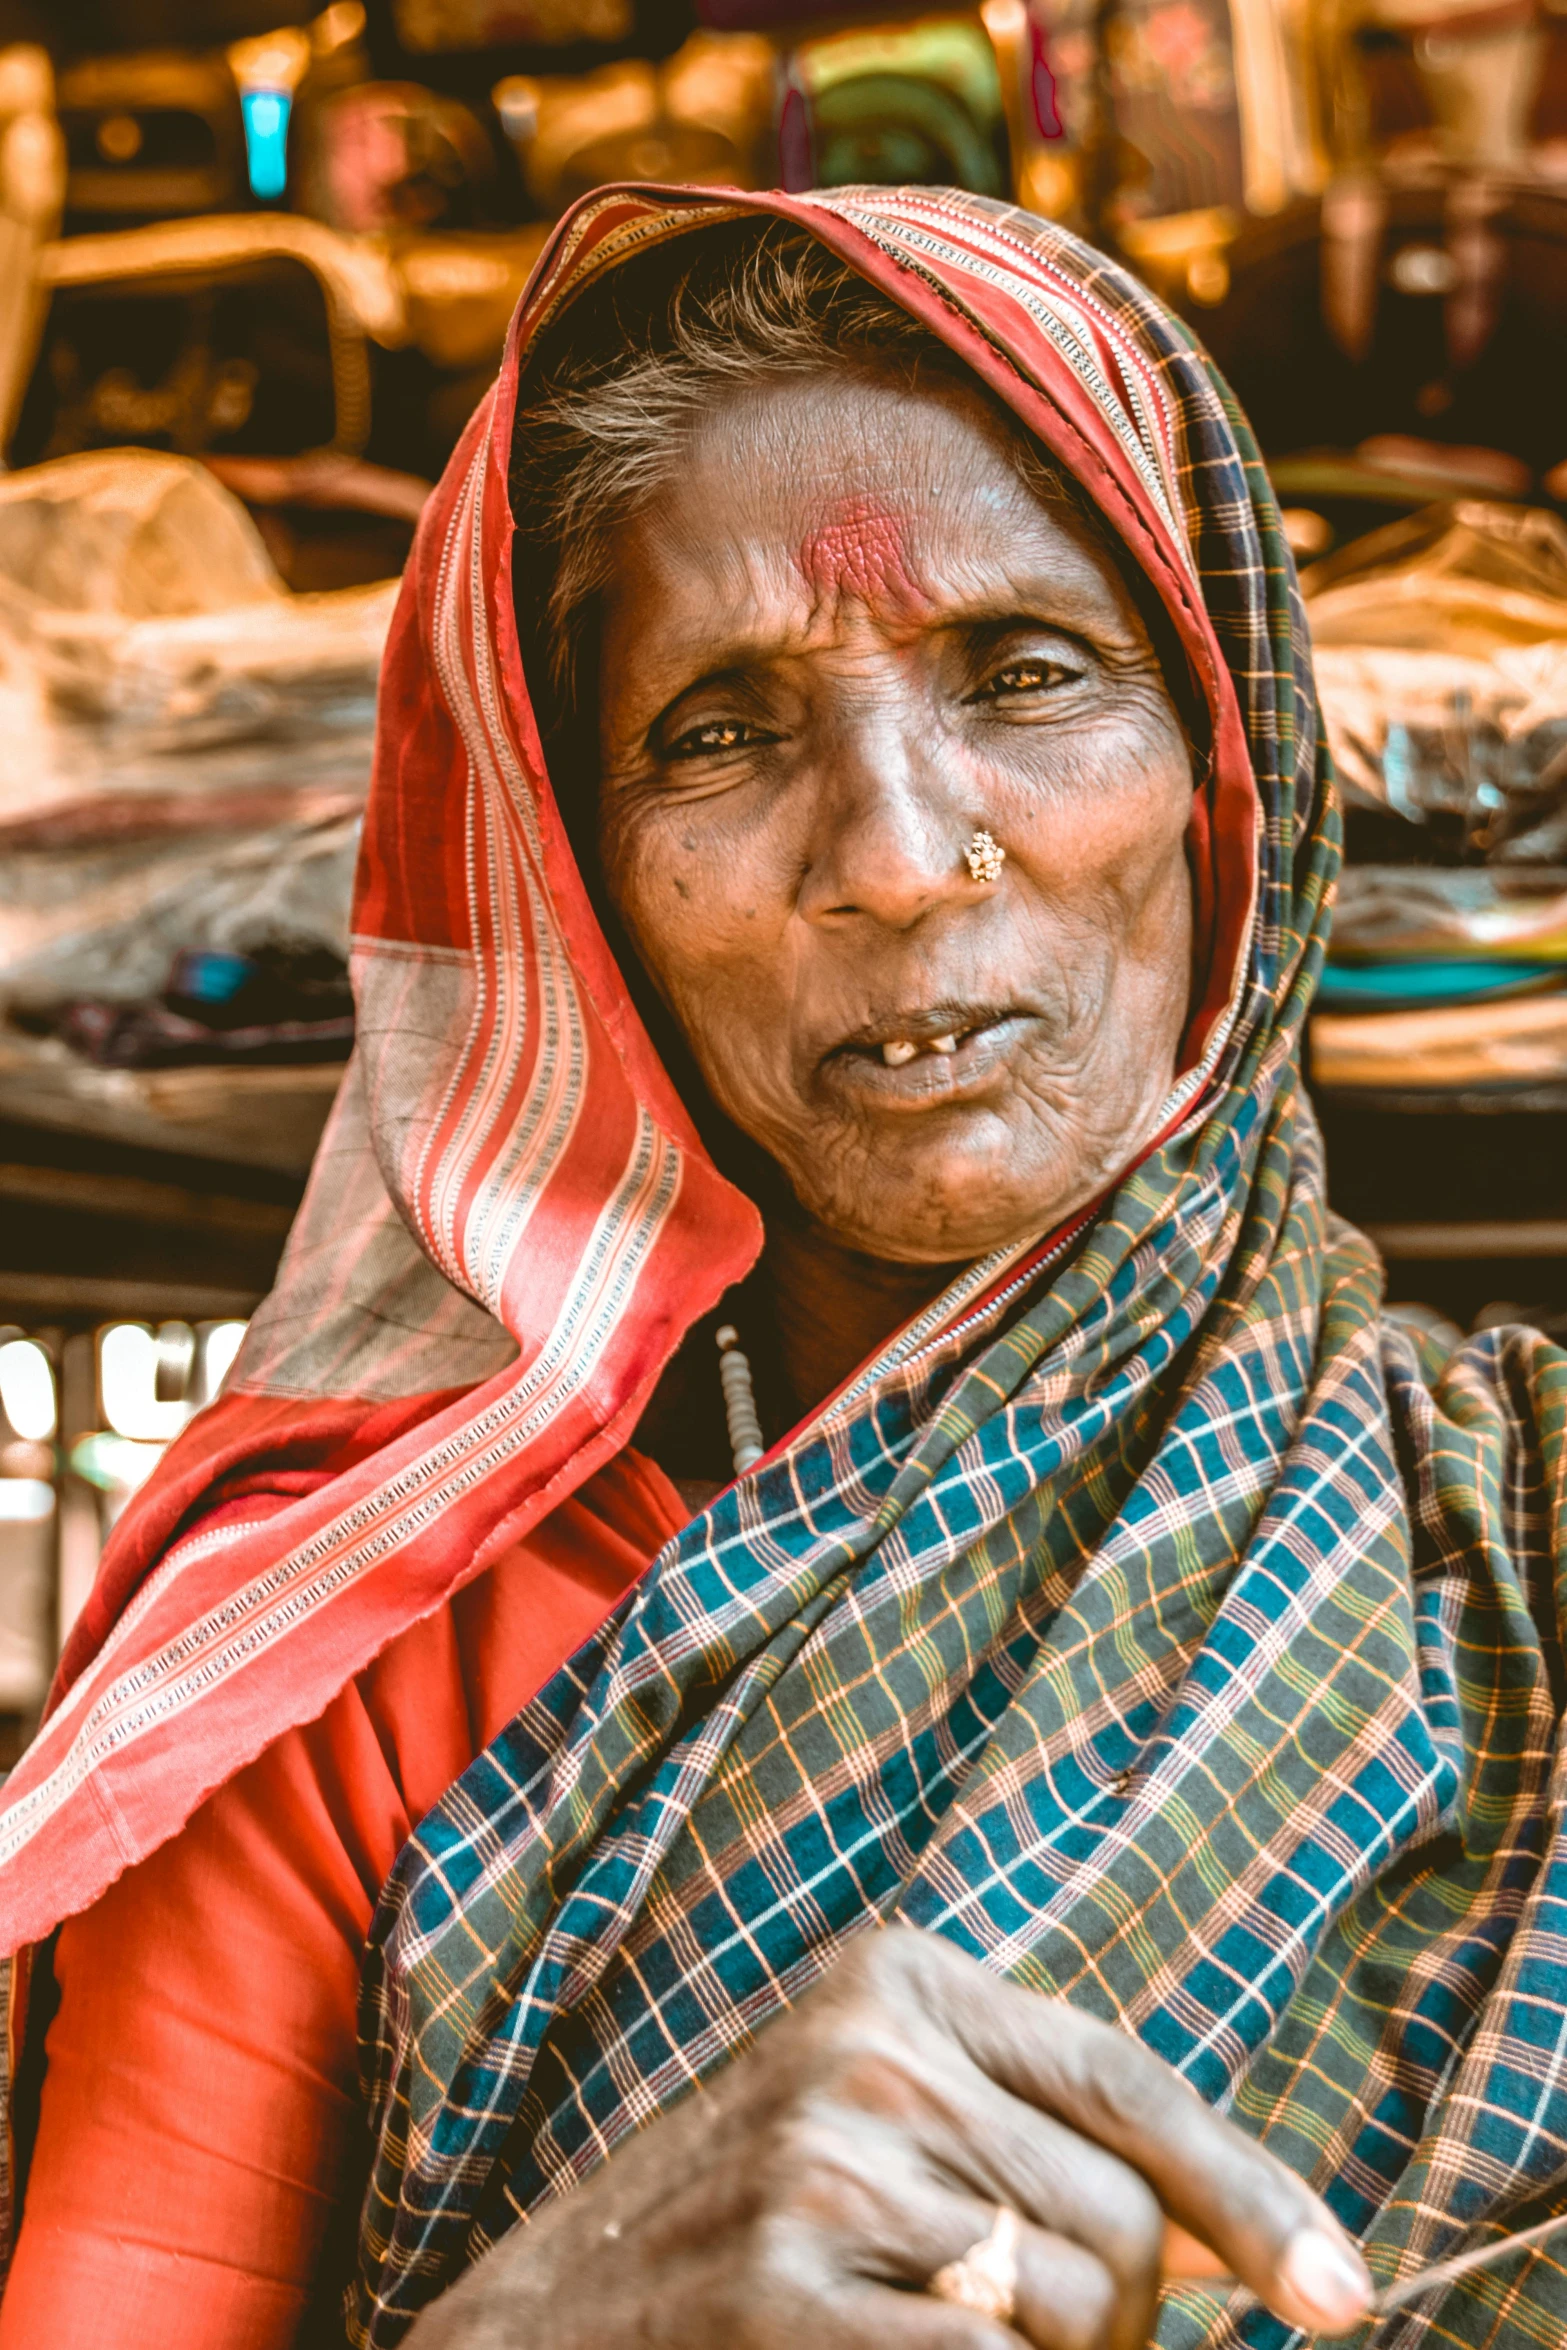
left=882, top=1039, right=918, bottom=1066
left=928, top=1033, right=958, bottom=1055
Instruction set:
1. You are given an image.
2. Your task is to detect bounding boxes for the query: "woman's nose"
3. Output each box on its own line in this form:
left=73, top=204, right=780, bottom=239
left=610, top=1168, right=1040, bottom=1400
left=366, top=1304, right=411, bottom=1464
left=795, top=711, right=973, bottom=932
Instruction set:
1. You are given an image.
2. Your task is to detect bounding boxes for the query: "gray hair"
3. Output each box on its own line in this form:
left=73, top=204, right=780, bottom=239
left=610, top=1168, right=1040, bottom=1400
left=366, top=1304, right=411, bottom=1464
left=508, top=220, right=1096, bottom=712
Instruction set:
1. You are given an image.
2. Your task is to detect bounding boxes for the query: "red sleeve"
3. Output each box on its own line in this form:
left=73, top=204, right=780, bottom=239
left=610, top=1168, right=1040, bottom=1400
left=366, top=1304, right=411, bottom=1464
left=0, top=1450, right=683, bottom=2350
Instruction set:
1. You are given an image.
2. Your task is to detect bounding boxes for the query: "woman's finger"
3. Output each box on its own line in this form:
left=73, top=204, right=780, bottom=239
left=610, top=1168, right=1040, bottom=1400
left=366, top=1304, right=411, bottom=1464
left=877, top=2043, right=1165, bottom=2345
left=914, top=1939, right=1372, bottom=2334
left=881, top=2053, right=1228, bottom=2342
left=865, top=2181, right=1128, bottom=2350
left=1010, top=2222, right=1131, bottom=2350
left=823, top=2279, right=1015, bottom=2350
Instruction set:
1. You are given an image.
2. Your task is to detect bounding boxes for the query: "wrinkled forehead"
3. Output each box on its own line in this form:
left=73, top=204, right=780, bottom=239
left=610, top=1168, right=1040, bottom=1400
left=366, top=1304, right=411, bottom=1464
left=504, top=186, right=1220, bottom=729
left=507, top=190, right=1220, bottom=774
left=607, top=423, right=1161, bottom=685
left=519, top=194, right=1184, bottom=508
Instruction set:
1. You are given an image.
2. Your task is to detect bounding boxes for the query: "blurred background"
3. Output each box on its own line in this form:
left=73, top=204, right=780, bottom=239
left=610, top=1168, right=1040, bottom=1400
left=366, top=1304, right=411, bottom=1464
left=0, top=0, right=1565, bottom=1750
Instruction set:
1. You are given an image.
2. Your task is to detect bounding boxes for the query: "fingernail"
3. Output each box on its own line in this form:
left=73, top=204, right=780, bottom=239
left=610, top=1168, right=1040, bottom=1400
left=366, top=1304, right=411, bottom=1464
left=1280, top=2231, right=1373, bottom=2328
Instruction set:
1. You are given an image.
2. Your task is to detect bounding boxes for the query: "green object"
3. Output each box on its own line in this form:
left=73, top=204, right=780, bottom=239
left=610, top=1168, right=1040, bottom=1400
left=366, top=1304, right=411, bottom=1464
left=70, top=1430, right=160, bottom=1492
left=796, top=20, right=1006, bottom=197
left=1317, top=958, right=1567, bottom=1011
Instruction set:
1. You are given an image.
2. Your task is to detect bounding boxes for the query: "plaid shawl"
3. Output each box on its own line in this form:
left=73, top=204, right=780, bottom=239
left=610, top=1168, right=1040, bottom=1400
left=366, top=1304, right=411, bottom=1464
left=350, top=191, right=1567, bottom=2348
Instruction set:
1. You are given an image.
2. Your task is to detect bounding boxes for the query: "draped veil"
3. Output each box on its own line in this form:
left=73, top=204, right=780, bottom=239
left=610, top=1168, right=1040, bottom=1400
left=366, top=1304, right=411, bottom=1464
left=5, top=185, right=1567, bottom=2349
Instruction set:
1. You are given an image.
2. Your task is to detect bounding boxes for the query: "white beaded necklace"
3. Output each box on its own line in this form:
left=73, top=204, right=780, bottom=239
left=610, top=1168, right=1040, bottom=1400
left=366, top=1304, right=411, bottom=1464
left=715, top=1324, right=766, bottom=1474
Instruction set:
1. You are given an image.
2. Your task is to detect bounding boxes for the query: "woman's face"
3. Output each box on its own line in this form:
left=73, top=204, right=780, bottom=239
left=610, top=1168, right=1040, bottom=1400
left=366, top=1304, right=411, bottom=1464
left=595, top=369, right=1196, bottom=1265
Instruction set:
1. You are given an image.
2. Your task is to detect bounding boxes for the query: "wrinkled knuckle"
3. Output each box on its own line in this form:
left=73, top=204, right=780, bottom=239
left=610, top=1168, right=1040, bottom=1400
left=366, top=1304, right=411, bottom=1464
left=1092, top=2167, right=1164, bottom=2279
left=751, top=2109, right=836, bottom=2208
left=787, top=1999, right=893, bottom=2100
left=812, top=1931, right=946, bottom=2060
left=1062, top=2030, right=1175, bottom=2140
left=743, top=2204, right=818, bottom=2289
left=752, top=2102, right=882, bottom=2241
left=826, top=2033, right=925, bottom=2124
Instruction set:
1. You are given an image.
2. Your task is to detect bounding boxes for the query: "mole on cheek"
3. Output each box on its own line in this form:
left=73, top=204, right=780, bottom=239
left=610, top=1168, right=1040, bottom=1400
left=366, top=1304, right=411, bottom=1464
left=799, top=496, right=925, bottom=612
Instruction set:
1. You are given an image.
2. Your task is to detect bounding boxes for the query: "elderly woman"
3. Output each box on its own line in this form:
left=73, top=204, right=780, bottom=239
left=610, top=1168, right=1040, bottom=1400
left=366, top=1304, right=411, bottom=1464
left=2, top=183, right=1565, bottom=2350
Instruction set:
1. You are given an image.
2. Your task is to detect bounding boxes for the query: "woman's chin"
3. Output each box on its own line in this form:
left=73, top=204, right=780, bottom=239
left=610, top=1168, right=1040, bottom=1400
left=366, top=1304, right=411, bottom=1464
left=798, top=1145, right=1091, bottom=1268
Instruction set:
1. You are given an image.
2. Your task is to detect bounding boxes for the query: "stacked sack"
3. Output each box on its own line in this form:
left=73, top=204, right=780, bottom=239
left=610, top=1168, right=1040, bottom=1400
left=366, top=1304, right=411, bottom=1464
left=1307, top=502, right=1567, bottom=1101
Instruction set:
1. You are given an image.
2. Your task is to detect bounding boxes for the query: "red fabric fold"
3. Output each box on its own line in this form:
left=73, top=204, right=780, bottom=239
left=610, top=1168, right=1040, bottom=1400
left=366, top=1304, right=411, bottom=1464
left=1, top=1452, right=687, bottom=2350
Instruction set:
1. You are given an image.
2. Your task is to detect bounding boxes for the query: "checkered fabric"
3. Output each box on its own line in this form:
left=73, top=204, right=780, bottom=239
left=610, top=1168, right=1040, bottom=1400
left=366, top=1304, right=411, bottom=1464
left=352, top=190, right=1567, bottom=2348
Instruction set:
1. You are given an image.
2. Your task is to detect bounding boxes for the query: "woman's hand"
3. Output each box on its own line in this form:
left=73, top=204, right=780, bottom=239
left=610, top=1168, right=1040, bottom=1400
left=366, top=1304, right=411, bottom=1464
left=406, top=1925, right=1373, bottom=2350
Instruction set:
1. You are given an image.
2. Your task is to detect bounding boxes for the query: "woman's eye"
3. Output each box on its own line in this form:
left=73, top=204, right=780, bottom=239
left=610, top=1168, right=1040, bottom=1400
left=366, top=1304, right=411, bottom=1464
left=977, top=657, right=1069, bottom=700
left=666, top=719, right=769, bottom=760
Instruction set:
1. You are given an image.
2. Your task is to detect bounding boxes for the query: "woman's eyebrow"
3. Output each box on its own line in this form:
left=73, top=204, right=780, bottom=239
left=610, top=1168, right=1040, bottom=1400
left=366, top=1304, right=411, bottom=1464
left=951, top=568, right=1143, bottom=628
left=960, top=608, right=1100, bottom=642
left=651, top=592, right=1104, bottom=677
left=631, top=578, right=1133, bottom=740
left=648, top=664, right=771, bottom=739
left=639, top=621, right=812, bottom=691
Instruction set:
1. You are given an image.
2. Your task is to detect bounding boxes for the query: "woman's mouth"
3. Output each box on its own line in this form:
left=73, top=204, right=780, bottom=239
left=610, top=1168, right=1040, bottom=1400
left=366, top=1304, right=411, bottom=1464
left=879, top=1033, right=957, bottom=1065
left=823, top=1009, right=1036, bottom=1105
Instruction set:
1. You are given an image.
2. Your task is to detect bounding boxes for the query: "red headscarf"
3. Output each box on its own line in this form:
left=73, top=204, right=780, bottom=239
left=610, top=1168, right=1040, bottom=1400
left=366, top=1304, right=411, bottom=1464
left=0, top=185, right=1255, bottom=1957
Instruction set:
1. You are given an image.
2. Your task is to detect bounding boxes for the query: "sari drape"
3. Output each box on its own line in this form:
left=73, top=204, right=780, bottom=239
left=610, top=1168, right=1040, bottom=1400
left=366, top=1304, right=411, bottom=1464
left=351, top=194, right=1567, bottom=2347
left=3, top=179, right=1566, bottom=2350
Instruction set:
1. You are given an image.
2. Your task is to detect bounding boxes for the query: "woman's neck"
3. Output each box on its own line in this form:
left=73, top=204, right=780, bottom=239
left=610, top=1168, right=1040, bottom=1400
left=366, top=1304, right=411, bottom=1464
left=764, top=1218, right=961, bottom=1423
left=629, top=1214, right=964, bottom=1501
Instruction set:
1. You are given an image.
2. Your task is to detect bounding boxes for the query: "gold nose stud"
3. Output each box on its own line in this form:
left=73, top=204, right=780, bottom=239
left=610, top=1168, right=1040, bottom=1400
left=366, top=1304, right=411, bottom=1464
left=964, top=829, right=1006, bottom=885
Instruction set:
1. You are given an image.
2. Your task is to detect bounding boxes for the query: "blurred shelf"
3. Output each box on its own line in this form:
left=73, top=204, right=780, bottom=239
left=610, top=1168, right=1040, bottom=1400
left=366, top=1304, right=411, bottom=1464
left=1365, top=1219, right=1567, bottom=1259
left=0, top=1113, right=300, bottom=1329
left=0, top=1161, right=292, bottom=1237
left=0, top=1045, right=342, bottom=1178
left=0, top=1272, right=265, bottom=1320
left=1316, top=1084, right=1567, bottom=1116
left=1318, top=1090, right=1567, bottom=1321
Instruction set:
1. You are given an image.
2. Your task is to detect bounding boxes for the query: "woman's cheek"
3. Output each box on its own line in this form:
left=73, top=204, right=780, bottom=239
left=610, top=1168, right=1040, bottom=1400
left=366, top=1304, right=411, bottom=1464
left=1011, top=733, right=1191, bottom=894
left=614, top=831, right=785, bottom=1076
left=606, top=818, right=712, bottom=979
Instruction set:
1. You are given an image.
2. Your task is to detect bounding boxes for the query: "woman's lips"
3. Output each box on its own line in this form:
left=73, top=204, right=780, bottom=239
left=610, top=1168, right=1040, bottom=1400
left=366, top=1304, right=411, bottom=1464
left=822, top=1012, right=1037, bottom=1107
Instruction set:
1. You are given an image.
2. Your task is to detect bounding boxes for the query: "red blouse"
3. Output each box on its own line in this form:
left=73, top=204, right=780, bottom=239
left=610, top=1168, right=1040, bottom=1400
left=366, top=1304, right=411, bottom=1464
left=0, top=1449, right=687, bottom=2350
